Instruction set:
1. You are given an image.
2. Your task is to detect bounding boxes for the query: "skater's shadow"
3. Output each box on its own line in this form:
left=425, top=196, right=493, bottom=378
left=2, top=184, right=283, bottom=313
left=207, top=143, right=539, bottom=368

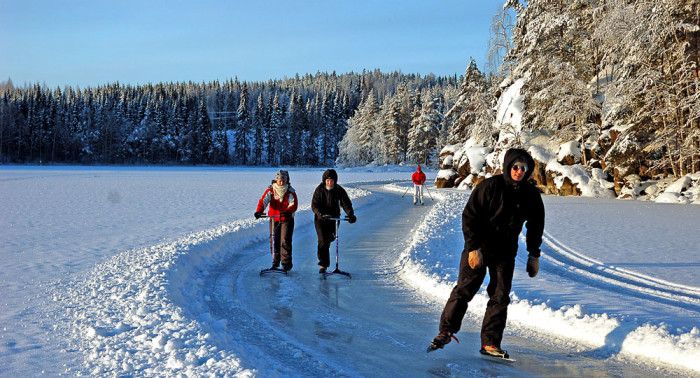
left=579, top=322, right=637, bottom=359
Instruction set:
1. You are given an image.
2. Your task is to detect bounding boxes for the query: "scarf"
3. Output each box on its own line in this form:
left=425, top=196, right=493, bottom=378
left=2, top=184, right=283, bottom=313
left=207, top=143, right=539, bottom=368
left=272, top=182, right=288, bottom=200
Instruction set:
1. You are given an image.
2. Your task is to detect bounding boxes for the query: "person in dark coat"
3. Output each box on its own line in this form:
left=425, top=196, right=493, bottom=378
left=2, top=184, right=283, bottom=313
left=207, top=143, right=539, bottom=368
left=254, top=170, right=298, bottom=271
left=429, top=148, right=545, bottom=358
left=311, top=169, right=357, bottom=273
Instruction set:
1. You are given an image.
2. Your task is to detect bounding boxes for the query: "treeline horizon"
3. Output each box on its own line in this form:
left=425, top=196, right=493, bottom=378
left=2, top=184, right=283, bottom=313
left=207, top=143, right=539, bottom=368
left=0, top=70, right=460, bottom=166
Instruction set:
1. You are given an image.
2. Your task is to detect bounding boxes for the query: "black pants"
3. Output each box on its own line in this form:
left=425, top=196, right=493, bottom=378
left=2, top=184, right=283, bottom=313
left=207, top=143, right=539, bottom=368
left=314, top=219, right=337, bottom=268
left=271, top=218, right=294, bottom=269
left=439, top=249, right=515, bottom=347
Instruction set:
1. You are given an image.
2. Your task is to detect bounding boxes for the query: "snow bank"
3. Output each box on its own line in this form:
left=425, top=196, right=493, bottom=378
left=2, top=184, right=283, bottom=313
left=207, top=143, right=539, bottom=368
left=59, top=220, right=257, bottom=377
left=58, top=187, right=372, bottom=376
left=398, top=190, right=700, bottom=373
left=655, top=174, right=700, bottom=204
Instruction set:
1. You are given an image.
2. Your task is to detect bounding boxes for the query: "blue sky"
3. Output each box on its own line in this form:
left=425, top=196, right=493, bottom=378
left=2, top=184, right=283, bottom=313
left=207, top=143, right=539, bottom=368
left=0, top=0, right=504, bottom=88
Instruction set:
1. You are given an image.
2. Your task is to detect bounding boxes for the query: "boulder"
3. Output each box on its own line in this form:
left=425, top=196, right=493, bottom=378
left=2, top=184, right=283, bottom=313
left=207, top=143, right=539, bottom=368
left=529, top=158, right=549, bottom=193
left=438, top=148, right=456, bottom=170
left=557, top=141, right=581, bottom=165
left=557, top=176, right=582, bottom=196
left=456, top=159, right=471, bottom=178
left=618, top=174, right=642, bottom=199
left=589, top=159, right=603, bottom=169
left=435, top=169, right=459, bottom=188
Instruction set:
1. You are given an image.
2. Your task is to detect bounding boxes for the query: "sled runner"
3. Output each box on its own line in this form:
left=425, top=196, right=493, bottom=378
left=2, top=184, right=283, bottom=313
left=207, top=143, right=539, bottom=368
left=321, top=217, right=352, bottom=279
left=259, top=215, right=288, bottom=276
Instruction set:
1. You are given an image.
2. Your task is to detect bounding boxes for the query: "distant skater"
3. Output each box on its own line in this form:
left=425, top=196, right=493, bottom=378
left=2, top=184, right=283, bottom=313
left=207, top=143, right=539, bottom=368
left=254, top=170, right=298, bottom=272
left=428, top=148, right=545, bottom=359
left=311, top=169, right=356, bottom=273
left=411, top=165, right=427, bottom=205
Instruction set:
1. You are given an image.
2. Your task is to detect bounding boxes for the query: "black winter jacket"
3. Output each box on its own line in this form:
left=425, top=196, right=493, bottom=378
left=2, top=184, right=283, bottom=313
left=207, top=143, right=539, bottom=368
left=462, top=148, right=545, bottom=258
left=311, top=184, right=355, bottom=220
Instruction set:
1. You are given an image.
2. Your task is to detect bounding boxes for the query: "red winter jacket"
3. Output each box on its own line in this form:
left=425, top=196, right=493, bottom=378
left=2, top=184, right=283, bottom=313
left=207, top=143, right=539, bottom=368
left=412, top=169, right=426, bottom=185
left=256, top=185, right=298, bottom=221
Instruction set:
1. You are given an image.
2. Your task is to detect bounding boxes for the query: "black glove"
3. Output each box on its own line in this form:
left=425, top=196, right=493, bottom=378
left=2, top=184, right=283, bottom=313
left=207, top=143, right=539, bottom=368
left=254, top=211, right=263, bottom=219
left=526, top=256, right=539, bottom=278
left=347, top=214, right=357, bottom=224
left=321, top=214, right=332, bottom=220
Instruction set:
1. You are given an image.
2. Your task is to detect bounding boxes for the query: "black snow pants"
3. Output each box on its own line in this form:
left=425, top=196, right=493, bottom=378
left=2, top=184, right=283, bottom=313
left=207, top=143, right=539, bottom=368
left=314, top=218, right=337, bottom=268
left=439, top=249, right=515, bottom=348
left=271, top=218, right=294, bottom=270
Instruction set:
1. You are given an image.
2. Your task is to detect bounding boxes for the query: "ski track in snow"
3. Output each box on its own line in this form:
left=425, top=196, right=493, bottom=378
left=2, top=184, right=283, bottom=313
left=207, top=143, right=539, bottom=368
left=540, top=231, right=700, bottom=311
left=56, top=182, right=699, bottom=376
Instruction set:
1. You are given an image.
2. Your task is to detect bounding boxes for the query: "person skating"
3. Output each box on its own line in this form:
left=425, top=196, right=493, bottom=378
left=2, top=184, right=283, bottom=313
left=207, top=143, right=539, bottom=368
left=428, top=148, right=545, bottom=359
left=254, top=170, right=298, bottom=272
left=311, top=169, right=357, bottom=273
left=411, top=165, right=427, bottom=205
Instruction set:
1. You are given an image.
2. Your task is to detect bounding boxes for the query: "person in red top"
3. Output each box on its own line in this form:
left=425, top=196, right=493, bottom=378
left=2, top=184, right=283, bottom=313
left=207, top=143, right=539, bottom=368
left=411, top=165, right=427, bottom=205
left=254, top=170, right=298, bottom=271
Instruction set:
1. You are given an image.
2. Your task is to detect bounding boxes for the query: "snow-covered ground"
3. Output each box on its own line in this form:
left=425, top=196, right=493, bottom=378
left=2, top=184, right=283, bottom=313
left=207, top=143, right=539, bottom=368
left=1, top=166, right=698, bottom=376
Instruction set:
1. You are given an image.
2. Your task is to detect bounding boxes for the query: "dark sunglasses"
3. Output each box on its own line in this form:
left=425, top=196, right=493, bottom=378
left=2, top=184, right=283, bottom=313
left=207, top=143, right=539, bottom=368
left=512, top=163, right=528, bottom=172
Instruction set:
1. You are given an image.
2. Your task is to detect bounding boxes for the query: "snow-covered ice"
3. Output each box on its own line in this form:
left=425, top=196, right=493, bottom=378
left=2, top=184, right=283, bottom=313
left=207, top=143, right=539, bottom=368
left=1, top=166, right=698, bottom=376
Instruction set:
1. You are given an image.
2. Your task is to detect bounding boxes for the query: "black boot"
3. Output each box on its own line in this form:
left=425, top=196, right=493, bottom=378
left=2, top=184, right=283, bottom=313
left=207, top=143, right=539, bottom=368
left=427, top=332, right=458, bottom=352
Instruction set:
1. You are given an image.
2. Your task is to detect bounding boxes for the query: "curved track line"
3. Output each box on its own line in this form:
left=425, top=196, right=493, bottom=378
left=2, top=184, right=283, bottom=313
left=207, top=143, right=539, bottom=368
left=539, top=231, right=700, bottom=311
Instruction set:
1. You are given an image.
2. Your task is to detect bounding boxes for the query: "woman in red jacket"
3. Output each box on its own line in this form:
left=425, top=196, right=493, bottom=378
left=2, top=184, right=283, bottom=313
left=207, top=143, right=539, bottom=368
left=411, top=165, right=427, bottom=205
left=254, top=170, right=298, bottom=271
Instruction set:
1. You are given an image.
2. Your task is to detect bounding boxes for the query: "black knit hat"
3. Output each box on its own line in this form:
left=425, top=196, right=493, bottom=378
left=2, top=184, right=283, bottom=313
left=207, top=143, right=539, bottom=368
left=322, top=169, right=338, bottom=182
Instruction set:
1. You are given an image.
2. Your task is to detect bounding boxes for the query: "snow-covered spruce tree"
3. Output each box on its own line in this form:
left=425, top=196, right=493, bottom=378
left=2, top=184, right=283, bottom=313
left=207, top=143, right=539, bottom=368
left=379, top=94, right=403, bottom=165
left=329, top=92, right=347, bottom=163
left=286, top=91, right=305, bottom=165
left=171, top=98, right=187, bottom=163
left=407, top=96, right=443, bottom=166
left=303, top=97, right=319, bottom=166
left=195, top=98, right=213, bottom=164
left=252, top=93, right=267, bottom=165
left=268, top=92, right=285, bottom=166
left=598, top=0, right=699, bottom=177
left=337, top=91, right=380, bottom=166
left=531, top=57, right=601, bottom=164
left=234, top=83, right=250, bottom=165
left=444, top=59, right=492, bottom=145
left=406, top=92, right=423, bottom=163
left=319, top=92, right=334, bottom=165
left=512, top=0, right=602, bottom=135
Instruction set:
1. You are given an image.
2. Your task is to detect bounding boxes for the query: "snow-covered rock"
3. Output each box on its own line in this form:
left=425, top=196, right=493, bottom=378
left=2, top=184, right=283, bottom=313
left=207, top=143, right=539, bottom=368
left=558, top=141, right=581, bottom=165
left=435, top=169, right=459, bottom=188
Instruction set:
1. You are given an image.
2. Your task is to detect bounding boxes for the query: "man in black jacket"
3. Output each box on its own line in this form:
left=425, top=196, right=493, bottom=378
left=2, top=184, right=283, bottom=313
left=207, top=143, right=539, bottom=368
left=311, top=169, right=357, bottom=273
left=428, top=148, right=545, bottom=358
